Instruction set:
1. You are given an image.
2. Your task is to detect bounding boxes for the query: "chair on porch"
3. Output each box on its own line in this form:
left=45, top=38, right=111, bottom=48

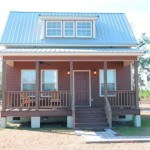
left=20, top=92, right=36, bottom=108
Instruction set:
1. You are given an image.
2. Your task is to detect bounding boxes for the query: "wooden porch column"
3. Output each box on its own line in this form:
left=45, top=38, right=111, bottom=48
left=2, top=60, right=6, bottom=111
left=70, top=61, right=75, bottom=128
left=134, top=61, right=139, bottom=109
left=104, top=61, right=108, bottom=99
left=36, top=61, right=40, bottom=110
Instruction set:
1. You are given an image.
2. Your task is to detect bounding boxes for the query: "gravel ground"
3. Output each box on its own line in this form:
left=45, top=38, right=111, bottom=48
left=0, top=102, right=150, bottom=150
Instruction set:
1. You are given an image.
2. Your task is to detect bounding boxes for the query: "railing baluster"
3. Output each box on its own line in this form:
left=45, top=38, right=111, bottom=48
left=5, top=90, right=71, bottom=110
left=108, top=90, right=136, bottom=109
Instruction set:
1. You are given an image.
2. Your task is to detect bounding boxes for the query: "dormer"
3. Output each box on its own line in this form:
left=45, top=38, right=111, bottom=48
left=39, top=15, right=98, bottom=39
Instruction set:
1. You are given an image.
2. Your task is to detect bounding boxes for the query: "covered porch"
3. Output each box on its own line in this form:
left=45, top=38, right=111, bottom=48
left=1, top=54, right=140, bottom=128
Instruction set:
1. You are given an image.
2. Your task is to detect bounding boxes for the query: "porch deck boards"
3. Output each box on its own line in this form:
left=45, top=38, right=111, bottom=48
left=1, top=109, right=72, bottom=117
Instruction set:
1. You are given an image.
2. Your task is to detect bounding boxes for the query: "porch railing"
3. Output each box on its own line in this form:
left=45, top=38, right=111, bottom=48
left=5, top=91, right=71, bottom=110
left=38, top=91, right=71, bottom=109
left=108, top=90, right=136, bottom=108
left=104, top=97, right=112, bottom=128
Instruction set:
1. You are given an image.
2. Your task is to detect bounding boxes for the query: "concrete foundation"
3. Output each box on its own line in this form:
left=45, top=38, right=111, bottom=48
left=67, top=116, right=73, bottom=128
left=134, top=115, right=141, bottom=127
left=31, top=117, right=40, bottom=128
left=1, top=117, right=7, bottom=128
left=113, top=115, right=133, bottom=122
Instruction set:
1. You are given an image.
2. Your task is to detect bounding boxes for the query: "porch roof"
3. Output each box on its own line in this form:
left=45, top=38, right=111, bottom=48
left=0, top=48, right=144, bottom=56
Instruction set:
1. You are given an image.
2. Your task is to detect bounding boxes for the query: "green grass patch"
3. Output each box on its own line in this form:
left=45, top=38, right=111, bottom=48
left=114, top=115, right=150, bottom=136
left=140, top=90, right=150, bottom=99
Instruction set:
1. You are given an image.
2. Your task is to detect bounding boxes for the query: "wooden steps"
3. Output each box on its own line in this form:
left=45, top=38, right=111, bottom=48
left=75, top=107, right=109, bottom=130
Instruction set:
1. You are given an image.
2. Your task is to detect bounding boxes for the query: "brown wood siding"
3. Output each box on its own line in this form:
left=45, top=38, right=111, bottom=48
left=5, top=61, right=131, bottom=107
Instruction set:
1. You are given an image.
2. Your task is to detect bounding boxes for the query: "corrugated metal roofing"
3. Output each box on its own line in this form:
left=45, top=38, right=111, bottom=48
left=0, top=11, right=137, bottom=46
left=0, top=48, right=143, bottom=56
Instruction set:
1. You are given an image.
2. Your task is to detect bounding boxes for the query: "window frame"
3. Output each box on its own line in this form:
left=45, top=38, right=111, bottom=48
left=63, top=21, right=75, bottom=37
left=76, top=21, right=92, bottom=38
left=21, top=69, right=36, bottom=91
left=41, top=69, right=58, bottom=91
left=99, top=69, right=116, bottom=97
left=46, top=21, right=62, bottom=37
left=45, top=20, right=93, bottom=38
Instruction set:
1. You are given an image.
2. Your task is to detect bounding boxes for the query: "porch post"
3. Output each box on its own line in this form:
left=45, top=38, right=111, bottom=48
left=104, top=61, right=108, bottom=99
left=35, top=61, right=39, bottom=110
left=134, top=61, right=139, bottom=109
left=2, top=60, right=6, bottom=111
left=70, top=61, right=74, bottom=128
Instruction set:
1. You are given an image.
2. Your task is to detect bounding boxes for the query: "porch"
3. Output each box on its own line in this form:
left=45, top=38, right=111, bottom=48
left=1, top=56, right=140, bottom=128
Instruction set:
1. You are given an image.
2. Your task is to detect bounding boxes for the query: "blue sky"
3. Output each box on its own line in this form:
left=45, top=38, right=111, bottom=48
left=0, top=0, right=150, bottom=40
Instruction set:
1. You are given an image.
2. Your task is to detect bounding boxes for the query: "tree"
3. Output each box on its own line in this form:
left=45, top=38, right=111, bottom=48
left=138, top=33, right=150, bottom=88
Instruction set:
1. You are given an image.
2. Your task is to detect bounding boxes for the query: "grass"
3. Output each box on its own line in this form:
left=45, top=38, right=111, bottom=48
left=140, top=90, right=150, bottom=99
left=114, top=115, right=150, bottom=136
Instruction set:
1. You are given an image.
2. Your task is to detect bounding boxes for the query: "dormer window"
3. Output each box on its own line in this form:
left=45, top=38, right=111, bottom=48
left=64, top=21, right=75, bottom=37
left=46, top=21, right=62, bottom=37
left=45, top=20, right=94, bottom=38
left=76, top=21, right=92, bottom=37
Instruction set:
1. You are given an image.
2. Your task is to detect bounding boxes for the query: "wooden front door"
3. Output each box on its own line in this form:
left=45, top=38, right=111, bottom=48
left=74, top=71, right=90, bottom=106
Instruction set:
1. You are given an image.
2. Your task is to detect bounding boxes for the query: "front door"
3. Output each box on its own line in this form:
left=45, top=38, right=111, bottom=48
left=74, top=71, right=90, bottom=106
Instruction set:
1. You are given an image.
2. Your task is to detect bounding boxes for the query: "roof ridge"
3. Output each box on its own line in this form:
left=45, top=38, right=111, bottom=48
left=9, top=11, right=125, bottom=15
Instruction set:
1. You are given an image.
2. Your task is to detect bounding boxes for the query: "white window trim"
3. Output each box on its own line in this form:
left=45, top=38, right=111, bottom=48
left=21, top=69, right=36, bottom=91
left=46, top=21, right=62, bottom=37
left=99, top=69, right=116, bottom=97
left=41, top=69, right=58, bottom=91
left=63, top=21, right=75, bottom=37
left=76, top=21, right=92, bottom=38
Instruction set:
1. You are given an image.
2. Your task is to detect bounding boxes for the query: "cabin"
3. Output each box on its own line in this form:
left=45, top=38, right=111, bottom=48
left=0, top=11, right=143, bottom=129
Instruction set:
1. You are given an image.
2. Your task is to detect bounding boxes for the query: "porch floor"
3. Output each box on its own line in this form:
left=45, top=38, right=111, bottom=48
left=1, top=108, right=72, bottom=117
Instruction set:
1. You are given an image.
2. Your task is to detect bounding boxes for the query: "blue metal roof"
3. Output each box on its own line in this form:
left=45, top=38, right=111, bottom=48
left=0, top=48, right=142, bottom=54
left=0, top=11, right=137, bottom=47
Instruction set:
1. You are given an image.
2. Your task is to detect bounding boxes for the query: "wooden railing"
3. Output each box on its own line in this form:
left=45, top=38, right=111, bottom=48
left=38, top=91, right=71, bottom=109
left=5, top=91, right=71, bottom=110
left=108, top=90, right=136, bottom=108
left=104, top=97, right=112, bottom=128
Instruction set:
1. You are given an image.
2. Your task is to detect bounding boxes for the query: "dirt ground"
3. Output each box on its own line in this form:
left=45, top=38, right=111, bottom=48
left=0, top=102, right=150, bottom=150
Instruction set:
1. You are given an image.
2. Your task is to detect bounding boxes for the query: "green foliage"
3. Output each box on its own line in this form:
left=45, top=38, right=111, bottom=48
left=138, top=33, right=150, bottom=87
left=138, top=33, right=150, bottom=48
left=140, top=90, right=150, bottom=99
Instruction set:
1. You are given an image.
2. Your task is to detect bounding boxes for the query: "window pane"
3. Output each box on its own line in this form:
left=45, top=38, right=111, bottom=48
left=42, top=70, right=57, bottom=83
left=108, top=83, right=115, bottom=91
left=108, top=70, right=115, bottom=83
left=22, top=70, right=36, bottom=83
left=101, top=83, right=104, bottom=96
left=23, top=84, right=36, bottom=91
left=64, top=22, right=74, bottom=37
left=77, top=21, right=92, bottom=37
left=99, top=69, right=116, bottom=96
left=42, top=83, right=57, bottom=91
left=42, top=70, right=57, bottom=91
left=46, top=21, right=62, bottom=37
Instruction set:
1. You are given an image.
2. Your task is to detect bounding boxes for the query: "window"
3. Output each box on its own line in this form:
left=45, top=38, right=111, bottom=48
left=76, top=21, right=92, bottom=37
left=46, top=21, right=62, bottom=37
left=99, top=69, right=116, bottom=96
left=21, top=70, right=36, bottom=91
left=64, top=21, right=74, bottom=37
left=41, top=70, right=58, bottom=91
left=45, top=20, right=93, bottom=38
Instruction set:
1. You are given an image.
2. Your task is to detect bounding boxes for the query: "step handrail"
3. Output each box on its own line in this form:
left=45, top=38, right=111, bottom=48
left=104, top=97, right=112, bottom=128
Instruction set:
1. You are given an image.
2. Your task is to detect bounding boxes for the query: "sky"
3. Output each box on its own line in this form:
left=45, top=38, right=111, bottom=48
left=0, top=0, right=150, bottom=41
